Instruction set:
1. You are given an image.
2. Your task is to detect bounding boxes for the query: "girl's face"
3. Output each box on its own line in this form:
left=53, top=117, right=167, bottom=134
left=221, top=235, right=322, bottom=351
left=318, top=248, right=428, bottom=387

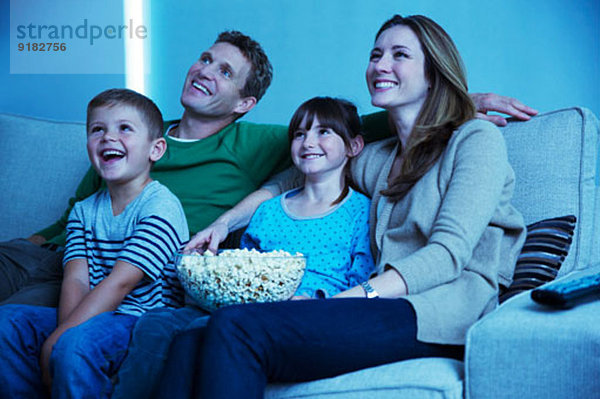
left=290, top=116, right=354, bottom=180
left=366, top=24, right=430, bottom=114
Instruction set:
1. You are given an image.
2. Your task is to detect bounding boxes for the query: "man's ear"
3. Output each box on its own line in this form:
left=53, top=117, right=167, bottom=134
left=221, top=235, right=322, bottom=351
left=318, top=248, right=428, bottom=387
left=348, top=135, right=364, bottom=157
left=149, top=137, right=167, bottom=162
left=233, top=96, right=257, bottom=115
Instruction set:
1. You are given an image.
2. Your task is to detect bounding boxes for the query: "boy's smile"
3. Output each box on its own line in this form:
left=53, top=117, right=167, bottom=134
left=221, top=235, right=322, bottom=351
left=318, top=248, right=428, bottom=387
left=87, top=105, right=163, bottom=188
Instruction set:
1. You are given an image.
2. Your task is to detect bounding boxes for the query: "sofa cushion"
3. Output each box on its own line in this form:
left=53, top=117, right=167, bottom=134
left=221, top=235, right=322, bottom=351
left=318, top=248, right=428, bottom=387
left=265, top=358, right=464, bottom=399
left=499, top=215, right=576, bottom=303
left=501, top=107, right=600, bottom=275
left=466, top=265, right=600, bottom=399
left=0, top=113, right=89, bottom=241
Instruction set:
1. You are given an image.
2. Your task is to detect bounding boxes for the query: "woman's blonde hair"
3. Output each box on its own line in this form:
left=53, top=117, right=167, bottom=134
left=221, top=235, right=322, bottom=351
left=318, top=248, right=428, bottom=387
left=377, top=15, right=476, bottom=201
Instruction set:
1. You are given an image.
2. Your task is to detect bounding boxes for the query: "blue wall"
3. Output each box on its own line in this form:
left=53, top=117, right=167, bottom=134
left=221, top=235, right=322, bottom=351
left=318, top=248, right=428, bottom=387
left=2, top=0, right=599, bottom=123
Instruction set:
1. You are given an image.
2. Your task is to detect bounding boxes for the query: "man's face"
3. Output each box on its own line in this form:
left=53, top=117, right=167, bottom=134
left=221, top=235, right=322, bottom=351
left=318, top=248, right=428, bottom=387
left=180, top=42, right=253, bottom=119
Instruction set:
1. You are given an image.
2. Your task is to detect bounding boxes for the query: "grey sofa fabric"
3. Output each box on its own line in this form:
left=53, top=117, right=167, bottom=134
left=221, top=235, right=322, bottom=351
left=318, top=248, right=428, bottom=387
left=466, top=265, right=600, bottom=399
left=266, top=358, right=464, bottom=399
left=0, top=113, right=89, bottom=241
left=0, top=107, right=598, bottom=398
left=501, top=107, right=600, bottom=275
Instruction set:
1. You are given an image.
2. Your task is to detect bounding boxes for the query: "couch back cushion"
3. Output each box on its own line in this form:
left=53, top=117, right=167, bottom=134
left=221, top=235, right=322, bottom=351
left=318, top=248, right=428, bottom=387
left=0, top=113, right=90, bottom=241
left=501, top=107, right=599, bottom=275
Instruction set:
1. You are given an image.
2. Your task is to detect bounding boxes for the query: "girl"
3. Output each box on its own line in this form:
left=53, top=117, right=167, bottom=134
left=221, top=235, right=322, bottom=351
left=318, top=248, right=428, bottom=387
left=166, top=14, right=527, bottom=398
left=240, top=96, right=374, bottom=299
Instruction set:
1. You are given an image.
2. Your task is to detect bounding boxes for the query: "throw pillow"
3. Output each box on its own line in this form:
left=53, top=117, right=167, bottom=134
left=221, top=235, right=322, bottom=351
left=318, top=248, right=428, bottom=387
left=499, top=215, right=576, bottom=303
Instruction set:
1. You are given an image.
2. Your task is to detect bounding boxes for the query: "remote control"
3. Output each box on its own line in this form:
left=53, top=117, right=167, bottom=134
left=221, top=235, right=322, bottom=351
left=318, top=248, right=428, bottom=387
left=531, top=273, right=600, bottom=308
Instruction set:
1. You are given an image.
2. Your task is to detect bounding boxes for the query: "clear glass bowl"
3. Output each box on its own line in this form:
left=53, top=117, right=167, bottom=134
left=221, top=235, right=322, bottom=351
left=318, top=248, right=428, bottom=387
left=175, top=249, right=306, bottom=312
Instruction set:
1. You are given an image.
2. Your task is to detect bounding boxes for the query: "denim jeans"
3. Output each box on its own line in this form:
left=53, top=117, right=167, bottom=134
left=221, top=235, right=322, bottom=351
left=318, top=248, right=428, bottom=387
left=158, top=298, right=464, bottom=399
left=111, top=305, right=210, bottom=399
left=0, top=304, right=138, bottom=399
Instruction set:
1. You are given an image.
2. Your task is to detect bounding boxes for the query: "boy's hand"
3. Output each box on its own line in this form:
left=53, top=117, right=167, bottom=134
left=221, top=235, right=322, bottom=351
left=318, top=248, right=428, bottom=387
left=471, top=93, right=538, bottom=127
left=40, top=327, right=67, bottom=390
left=185, top=222, right=229, bottom=254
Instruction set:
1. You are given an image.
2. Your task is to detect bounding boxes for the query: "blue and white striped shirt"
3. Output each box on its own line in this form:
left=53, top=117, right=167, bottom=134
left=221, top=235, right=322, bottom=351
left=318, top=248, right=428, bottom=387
left=63, top=181, right=189, bottom=316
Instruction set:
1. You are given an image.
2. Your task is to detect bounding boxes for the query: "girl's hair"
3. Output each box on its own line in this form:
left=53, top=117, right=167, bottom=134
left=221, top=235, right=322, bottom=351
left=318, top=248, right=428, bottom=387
left=375, top=15, right=476, bottom=201
left=287, top=96, right=362, bottom=205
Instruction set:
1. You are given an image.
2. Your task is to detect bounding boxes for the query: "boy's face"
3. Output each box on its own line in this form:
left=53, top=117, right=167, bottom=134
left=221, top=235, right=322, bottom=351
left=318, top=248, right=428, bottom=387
left=87, top=105, right=165, bottom=186
left=180, top=42, right=255, bottom=119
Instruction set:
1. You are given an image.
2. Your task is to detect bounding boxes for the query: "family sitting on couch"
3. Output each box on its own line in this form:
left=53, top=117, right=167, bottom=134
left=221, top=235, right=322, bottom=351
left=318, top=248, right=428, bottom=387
left=0, top=14, right=539, bottom=398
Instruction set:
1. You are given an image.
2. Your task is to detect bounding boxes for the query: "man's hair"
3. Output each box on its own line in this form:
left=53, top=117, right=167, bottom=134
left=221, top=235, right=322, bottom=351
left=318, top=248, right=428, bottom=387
left=215, top=31, right=273, bottom=102
left=86, top=88, right=164, bottom=140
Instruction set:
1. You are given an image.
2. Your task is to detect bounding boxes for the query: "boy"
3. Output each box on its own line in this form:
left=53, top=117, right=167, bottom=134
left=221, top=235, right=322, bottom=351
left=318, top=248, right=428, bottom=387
left=0, top=88, right=189, bottom=398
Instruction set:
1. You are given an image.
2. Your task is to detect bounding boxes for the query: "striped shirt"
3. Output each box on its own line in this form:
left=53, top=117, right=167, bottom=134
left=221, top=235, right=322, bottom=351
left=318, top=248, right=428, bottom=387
left=63, top=181, right=189, bottom=316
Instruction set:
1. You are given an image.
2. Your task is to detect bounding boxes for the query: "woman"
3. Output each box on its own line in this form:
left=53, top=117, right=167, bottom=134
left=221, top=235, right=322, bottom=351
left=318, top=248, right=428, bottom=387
left=163, top=14, right=526, bottom=398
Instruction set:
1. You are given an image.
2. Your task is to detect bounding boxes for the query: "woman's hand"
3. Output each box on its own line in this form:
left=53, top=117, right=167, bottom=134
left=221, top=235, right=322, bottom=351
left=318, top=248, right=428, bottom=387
left=184, top=222, right=229, bottom=253
left=471, top=93, right=538, bottom=126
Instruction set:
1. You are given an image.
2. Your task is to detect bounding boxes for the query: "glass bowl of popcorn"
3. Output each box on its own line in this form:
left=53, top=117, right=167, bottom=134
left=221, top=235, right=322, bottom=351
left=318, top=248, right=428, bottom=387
left=175, top=248, right=306, bottom=312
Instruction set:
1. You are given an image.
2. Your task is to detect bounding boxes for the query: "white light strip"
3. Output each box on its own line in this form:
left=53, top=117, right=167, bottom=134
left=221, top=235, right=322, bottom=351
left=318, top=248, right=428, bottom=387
left=124, top=0, right=145, bottom=93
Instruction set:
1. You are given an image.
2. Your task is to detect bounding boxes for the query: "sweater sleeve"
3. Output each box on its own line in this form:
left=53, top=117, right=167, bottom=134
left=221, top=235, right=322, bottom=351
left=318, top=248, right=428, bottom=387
left=36, top=166, right=103, bottom=245
left=361, top=111, right=394, bottom=143
left=235, top=123, right=293, bottom=187
left=385, top=121, right=509, bottom=295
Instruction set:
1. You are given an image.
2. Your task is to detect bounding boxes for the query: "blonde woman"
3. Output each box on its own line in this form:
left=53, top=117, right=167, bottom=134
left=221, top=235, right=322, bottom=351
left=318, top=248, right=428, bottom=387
left=162, top=15, right=526, bottom=398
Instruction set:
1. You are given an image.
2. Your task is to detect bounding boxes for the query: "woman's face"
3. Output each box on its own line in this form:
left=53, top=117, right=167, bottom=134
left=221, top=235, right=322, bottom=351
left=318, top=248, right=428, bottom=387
left=366, top=25, right=430, bottom=114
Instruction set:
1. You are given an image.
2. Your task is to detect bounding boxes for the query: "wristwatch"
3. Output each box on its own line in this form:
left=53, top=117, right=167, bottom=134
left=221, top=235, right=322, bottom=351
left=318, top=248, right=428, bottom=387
left=361, top=281, right=379, bottom=299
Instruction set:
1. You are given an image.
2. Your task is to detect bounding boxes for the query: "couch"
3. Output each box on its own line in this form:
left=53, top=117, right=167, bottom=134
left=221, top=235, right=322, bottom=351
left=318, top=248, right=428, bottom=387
left=0, top=107, right=598, bottom=398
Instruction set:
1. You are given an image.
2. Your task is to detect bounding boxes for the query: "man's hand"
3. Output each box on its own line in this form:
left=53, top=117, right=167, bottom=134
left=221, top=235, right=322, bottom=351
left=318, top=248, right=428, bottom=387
left=471, top=93, right=538, bottom=127
left=184, top=222, right=229, bottom=254
left=26, top=234, right=47, bottom=246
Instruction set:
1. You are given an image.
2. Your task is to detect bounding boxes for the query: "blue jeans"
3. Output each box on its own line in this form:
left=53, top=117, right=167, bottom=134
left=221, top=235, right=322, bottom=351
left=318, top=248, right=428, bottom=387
left=0, top=304, right=137, bottom=399
left=158, top=298, right=464, bottom=399
left=111, top=305, right=210, bottom=399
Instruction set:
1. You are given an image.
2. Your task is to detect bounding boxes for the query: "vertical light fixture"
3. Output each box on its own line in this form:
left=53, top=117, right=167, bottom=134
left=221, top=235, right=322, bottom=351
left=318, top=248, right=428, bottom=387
left=124, top=0, right=146, bottom=94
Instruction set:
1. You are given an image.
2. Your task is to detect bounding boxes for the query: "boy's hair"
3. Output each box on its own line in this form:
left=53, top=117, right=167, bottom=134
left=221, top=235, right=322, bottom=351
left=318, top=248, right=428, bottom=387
left=86, top=88, right=164, bottom=140
left=288, top=96, right=363, bottom=205
left=215, top=31, right=273, bottom=103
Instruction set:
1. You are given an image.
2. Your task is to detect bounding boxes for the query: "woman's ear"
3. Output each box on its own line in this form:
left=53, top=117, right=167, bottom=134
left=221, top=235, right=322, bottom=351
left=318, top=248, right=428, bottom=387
left=348, top=135, right=364, bottom=157
left=149, top=137, right=167, bottom=162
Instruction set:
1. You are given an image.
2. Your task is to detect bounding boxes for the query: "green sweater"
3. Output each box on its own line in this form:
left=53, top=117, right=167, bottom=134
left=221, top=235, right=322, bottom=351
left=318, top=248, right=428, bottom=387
left=37, top=112, right=392, bottom=246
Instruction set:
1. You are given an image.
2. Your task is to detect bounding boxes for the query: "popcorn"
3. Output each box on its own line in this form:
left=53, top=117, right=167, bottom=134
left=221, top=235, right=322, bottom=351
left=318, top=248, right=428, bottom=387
left=175, top=248, right=306, bottom=312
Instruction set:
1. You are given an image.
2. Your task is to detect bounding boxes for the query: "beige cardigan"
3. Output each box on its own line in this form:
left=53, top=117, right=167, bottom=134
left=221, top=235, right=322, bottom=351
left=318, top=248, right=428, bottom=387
left=263, top=119, right=526, bottom=344
left=351, top=119, right=526, bottom=344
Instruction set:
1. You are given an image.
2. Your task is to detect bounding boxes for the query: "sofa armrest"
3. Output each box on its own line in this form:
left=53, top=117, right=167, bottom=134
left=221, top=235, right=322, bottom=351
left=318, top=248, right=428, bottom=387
left=465, top=265, right=600, bottom=399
